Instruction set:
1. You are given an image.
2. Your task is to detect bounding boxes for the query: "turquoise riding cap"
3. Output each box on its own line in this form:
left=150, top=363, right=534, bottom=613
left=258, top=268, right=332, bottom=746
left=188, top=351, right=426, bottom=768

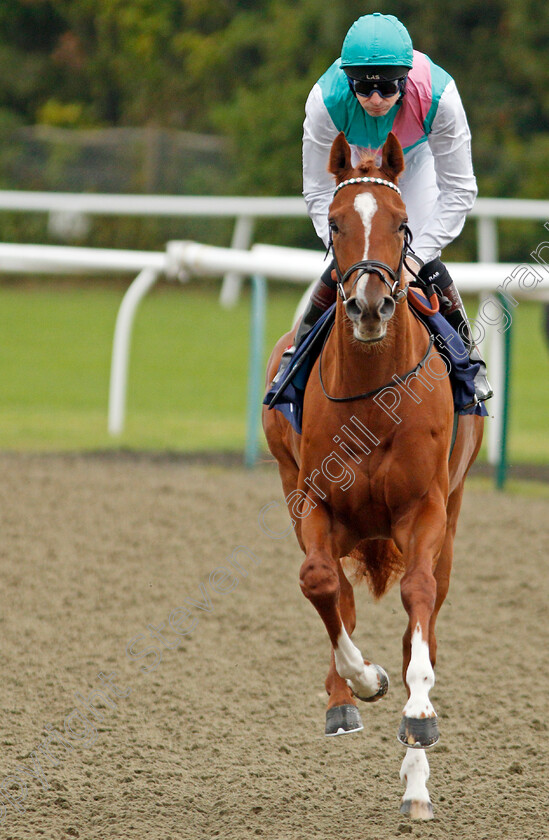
left=341, top=13, right=413, bottom=80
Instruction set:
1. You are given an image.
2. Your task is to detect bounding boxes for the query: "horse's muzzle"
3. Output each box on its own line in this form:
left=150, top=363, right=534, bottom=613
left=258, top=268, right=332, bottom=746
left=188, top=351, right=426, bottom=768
left=344, top=293, right=396, bottom=341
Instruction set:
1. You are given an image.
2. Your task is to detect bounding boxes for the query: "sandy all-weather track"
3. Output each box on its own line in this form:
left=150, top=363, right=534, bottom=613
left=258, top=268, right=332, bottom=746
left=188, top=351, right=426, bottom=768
left=0, top=452, right=547, bottom=840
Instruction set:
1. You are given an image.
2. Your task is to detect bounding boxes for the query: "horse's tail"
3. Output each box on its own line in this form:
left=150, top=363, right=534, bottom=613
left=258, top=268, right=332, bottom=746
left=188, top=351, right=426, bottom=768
left=346, top=538, right=405, bottom=600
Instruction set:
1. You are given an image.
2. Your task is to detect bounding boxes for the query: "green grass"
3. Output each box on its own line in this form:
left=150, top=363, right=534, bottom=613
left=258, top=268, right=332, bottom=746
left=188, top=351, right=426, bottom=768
left=467, top=476, right=549, bottom=500
left=502, top=299, right=549, bottom=463
left=0, top=280, right=547, bottom=464
left=0, top=279, right=300, bottom=452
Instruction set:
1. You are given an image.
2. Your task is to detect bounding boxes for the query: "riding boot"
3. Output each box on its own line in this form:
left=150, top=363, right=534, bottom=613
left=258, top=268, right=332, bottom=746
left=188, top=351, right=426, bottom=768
left=442, top=282, right=494, bottom=404
left=270, top=260, right=337, bottom=386
left=418, top=258, right=493, bottom=405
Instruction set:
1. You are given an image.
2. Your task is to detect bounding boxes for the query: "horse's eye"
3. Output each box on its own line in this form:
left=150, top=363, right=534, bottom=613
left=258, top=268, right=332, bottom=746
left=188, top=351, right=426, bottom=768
left=398, top=221, right=408, bottom=232
left=329, top=219, right=339, bottom=234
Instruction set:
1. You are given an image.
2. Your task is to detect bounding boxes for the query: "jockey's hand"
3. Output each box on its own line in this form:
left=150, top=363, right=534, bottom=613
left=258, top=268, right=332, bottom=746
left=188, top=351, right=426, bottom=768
left=418, top=257, right=452, bottom=291
left=403, top=254, right=422, bottom=286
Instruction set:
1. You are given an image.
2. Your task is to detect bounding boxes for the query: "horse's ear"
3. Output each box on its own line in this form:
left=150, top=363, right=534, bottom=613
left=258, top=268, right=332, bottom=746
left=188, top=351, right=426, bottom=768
left=329, top=132, right=353, bottom=183
left=380, top=132, right=404, bottom=182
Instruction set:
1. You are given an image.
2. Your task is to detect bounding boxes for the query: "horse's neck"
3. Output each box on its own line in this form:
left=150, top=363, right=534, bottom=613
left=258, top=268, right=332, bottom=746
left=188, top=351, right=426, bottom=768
left=328, top=299, right=424, bottom=394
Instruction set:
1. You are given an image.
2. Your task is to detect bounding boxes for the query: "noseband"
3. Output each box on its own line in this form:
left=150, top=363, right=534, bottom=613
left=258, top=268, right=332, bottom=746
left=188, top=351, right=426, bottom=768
left=329, top=176, right=412, bottom=304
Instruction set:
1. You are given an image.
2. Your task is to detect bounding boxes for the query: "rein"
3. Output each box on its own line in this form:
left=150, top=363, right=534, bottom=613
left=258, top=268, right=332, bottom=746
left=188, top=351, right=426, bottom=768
left=319, top=330, right=435, bottom=403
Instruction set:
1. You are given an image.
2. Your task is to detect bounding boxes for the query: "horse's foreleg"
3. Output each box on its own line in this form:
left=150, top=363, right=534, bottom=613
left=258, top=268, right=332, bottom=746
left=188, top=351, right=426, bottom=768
left=325, top=562, right=356, bottom=705
left=332, top=622, right=389, bottom=704
left=300, top=507, right=388, bottom=734
left=324, top=561, right=365, bottom=736
left=429, top=484, right=464, bottom=666
left=396, top=488, right=460, bottom=820
left=395, top=496, right=447, bottom=752
left=329, top=561, right=389, bottom=706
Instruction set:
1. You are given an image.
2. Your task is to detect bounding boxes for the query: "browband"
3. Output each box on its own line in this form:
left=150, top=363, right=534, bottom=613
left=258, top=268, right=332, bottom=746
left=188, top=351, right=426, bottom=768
left=334, top=176, right=401, bottom=196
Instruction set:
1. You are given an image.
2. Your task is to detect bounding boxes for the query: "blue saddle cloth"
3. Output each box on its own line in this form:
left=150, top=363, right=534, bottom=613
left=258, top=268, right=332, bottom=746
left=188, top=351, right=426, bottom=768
left=263, top=304, right=337, bottom=433
left=263, top=293, right=487, bottom=435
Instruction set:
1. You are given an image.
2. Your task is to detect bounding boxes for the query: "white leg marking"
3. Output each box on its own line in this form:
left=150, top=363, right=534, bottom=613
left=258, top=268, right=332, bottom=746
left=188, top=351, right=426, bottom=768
left=334, top=626, right=382, bottom=698
left=353, top=193, right=377, bottom=300
left=400, top=747, right=431, bottom=805
left=403, top=623, right=436, bottom=719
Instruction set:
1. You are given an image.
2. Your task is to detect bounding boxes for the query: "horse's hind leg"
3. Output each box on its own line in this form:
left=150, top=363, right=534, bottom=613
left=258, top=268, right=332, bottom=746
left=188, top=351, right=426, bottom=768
left=300, top=506, right=388, bottom=733
left=400, top=748, right=433, bottom=820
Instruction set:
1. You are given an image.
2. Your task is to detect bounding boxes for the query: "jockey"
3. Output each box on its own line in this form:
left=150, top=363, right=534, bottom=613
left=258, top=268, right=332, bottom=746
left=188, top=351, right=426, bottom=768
left=274, top=12, right=492, bottom=404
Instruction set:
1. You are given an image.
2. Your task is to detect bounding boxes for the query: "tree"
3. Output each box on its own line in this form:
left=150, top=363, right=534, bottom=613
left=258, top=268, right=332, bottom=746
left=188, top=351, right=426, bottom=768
left=0, top=0, right=65, bottom=125
left=0, top=0, right=547, bottom=216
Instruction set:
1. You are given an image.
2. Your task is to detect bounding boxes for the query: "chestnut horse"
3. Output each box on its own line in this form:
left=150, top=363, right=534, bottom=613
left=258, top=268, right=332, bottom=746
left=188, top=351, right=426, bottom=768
left=262, top=132, right=483, bottom=820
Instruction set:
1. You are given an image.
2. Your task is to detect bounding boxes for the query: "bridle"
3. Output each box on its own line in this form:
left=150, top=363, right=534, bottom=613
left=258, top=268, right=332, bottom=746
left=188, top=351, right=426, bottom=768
left=328, top=176, right=413, bottom=305
left=319, top=174, right=439, bottom=403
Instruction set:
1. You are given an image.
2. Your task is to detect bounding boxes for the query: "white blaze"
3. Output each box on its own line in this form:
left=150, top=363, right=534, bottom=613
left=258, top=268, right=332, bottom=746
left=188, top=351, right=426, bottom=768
left=354, top=193, right=377, bottom=299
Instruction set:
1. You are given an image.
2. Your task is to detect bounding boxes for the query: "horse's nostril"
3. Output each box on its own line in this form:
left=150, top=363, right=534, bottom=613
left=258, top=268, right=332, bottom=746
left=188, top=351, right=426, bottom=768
left=345, top=297, right=363, bottom=322
left=378, top=296, right=396, bottom=321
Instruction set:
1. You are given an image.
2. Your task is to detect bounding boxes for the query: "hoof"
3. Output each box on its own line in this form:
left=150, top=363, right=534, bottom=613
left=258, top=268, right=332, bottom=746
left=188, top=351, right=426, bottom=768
left=400, top=799, right=434, bottom=820
left=398, top=716, right=439, bottom=749
left=325, top=704, right=363, bottom=736
left=351, top=665, right=389, bottom=703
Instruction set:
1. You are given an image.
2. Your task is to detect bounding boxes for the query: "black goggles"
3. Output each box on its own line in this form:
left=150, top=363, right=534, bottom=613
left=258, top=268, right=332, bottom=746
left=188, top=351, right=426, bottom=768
left=351, top=77, right=402, bottom=99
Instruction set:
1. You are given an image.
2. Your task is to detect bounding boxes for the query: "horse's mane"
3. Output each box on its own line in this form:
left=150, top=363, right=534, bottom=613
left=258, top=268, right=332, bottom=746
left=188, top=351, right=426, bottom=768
left=356, top=156, right=377, bottom=175
left=356, top=151, right=404, bottom=184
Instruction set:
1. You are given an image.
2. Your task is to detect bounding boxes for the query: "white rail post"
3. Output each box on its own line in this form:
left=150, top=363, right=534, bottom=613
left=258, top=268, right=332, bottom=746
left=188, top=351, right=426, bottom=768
left=475, top=215, right=506, bottom=477
left=476, top=216, right=498, bottom=263
left=486, top=302, right=504, bottom=466
left=244, top=275, right=267, bottom=468
left=47, top=209, right=91, bottom=240
left=220, top=214, right=255, bottom=308
left=108, top=267, right=161, bottom=435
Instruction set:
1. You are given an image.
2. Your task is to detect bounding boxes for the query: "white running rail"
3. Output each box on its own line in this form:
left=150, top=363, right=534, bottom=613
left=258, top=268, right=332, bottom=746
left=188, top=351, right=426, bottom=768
left=0, top=190, right=548, bottom=305
left=0, top=238, right=547, bottom=479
